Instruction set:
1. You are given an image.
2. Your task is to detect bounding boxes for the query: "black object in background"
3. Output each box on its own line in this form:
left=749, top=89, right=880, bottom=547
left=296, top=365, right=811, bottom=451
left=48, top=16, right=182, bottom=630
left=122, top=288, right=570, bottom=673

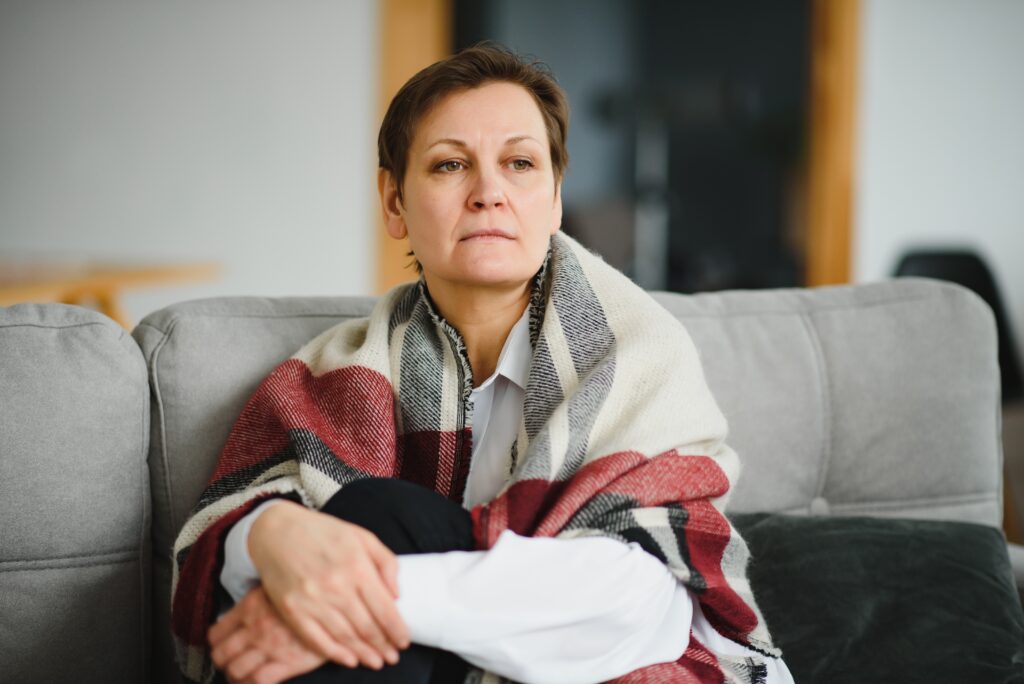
left=895, top=249, right=1023, bottom=403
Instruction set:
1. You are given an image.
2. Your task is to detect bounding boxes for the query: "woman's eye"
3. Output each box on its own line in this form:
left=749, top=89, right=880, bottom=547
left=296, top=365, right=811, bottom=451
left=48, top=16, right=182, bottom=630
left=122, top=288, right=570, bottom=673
left=436, top=160, right=464, bottom=173
left=510, top=159, right=533, bottom=171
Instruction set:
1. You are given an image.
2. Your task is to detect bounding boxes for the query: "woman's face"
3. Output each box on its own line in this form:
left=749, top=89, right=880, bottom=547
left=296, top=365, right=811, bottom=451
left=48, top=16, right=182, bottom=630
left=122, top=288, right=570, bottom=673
left=380, top=82, right=562, bottom=292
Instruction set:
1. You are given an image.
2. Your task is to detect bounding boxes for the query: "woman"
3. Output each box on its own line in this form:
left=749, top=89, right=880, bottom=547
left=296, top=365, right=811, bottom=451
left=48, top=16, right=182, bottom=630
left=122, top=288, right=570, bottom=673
left=172, top=45, right=793, bottom=684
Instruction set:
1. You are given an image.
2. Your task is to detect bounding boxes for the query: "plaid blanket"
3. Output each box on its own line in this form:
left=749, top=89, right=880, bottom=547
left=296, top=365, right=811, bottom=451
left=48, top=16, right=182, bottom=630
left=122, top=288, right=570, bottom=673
left=171, top=233, right=779, bottom=683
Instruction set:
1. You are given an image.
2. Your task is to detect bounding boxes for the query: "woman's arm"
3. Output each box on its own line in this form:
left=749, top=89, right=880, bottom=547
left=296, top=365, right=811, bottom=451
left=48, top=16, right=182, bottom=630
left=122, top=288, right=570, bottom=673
left=224, top=511, right=690, bottom=684
left=221, top=500, right=285, bottom=603
left=396, top=530, right=691, bottom=684
left=234, top=500, right=409, bottom=670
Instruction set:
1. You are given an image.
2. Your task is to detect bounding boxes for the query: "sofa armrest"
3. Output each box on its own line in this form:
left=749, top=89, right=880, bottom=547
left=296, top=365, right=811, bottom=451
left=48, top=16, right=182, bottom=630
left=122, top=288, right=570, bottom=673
left=0, top=303, right=150, bottom=682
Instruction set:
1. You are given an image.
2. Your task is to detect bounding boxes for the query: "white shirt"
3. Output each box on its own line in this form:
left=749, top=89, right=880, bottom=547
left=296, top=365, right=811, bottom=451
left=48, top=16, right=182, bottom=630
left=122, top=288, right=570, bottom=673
left=461, top=306, right=533, bottom=508
left=221, top=309, right=793, bottom=683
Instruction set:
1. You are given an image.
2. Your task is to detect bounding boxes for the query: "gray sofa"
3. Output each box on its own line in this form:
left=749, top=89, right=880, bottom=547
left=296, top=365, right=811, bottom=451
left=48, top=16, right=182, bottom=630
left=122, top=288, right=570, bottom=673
left=1, top=278, right=1019, bottom=683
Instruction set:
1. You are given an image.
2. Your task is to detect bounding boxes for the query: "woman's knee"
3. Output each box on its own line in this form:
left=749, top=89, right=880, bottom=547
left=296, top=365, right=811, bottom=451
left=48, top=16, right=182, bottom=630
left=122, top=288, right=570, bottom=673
left=320, top=477, right=474, bottom=555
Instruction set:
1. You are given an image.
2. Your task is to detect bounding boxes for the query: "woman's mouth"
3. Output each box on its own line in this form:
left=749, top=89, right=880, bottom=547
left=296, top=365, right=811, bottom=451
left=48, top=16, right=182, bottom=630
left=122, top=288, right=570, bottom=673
left=460, top=229, right=515, bottom=241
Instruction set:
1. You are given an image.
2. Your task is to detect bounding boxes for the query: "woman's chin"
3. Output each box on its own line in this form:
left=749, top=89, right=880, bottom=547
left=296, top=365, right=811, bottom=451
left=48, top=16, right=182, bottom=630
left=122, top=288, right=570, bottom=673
left=421, top=251, right=546, bottom=292
left=446, top=263, right=537, bottom=291
left=461, top=271, right=531, bottom=289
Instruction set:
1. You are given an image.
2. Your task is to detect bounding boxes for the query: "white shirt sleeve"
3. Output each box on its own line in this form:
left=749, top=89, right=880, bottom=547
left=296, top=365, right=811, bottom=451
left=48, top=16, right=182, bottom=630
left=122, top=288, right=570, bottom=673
left=395, top=530, right=691, bottom=684
left=220, top=499, right=284, bottom=604
left=221, top=508, right=690, bottom=683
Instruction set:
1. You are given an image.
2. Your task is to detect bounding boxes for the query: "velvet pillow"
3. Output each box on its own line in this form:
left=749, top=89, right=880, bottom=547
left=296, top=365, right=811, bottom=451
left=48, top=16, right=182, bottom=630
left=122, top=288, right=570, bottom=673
left=731, top=514, right=1024, bottom=683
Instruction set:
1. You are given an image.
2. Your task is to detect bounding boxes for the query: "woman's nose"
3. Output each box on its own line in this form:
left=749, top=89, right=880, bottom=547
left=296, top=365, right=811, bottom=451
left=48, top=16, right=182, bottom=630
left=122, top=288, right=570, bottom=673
left=469, top=168, right=506, bottom=209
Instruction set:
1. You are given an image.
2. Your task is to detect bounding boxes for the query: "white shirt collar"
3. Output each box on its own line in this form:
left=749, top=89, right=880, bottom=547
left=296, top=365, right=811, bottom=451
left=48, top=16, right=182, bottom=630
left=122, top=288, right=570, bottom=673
left=472, top=308, right=532, bottom=393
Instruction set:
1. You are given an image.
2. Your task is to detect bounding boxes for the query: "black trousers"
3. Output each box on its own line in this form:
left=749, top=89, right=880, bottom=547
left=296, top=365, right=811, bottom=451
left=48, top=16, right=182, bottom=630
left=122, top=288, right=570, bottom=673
left=285, top=478, right=475, bottom=684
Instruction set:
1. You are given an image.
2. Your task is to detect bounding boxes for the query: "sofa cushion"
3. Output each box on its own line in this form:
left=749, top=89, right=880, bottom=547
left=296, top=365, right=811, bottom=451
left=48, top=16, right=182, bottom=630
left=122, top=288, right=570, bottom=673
left=654, top=278, right=1001, bottom=524
left=0, top=304, right=150, bottom=683
left=733, top=513, right=1024, bottom=683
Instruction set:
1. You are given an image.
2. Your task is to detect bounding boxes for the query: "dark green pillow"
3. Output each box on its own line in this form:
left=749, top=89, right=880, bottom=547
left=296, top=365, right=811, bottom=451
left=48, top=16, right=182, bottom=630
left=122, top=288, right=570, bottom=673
left=731, top=514, right=1024, bottom=683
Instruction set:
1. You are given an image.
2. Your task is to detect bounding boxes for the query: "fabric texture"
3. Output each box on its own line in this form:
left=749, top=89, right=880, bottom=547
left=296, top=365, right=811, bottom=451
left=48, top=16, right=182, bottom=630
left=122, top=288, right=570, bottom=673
left=733, top=513, right=1024, bottom=683
left=170, top=233, right=779, bottom=683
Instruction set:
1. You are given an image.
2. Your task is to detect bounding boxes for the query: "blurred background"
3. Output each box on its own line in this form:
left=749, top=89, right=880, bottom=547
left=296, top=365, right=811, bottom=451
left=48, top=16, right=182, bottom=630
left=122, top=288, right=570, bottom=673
left=0, top=0, right=1018, bottom=326
left=1, top=0, right=1021, bottom=333
left=2, top=1, right=1023, bottom=479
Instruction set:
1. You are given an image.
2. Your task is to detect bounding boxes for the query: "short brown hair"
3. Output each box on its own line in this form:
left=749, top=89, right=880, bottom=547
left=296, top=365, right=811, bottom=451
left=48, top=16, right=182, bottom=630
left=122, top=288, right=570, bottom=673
left=378, top=43, right=570, bottom=201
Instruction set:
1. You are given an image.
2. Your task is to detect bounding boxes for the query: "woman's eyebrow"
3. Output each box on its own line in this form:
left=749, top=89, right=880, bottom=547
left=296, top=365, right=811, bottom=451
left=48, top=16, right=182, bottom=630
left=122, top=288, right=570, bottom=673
left=504, top=135, right=541, bottom=146
left=424, top=135, right=541, bottom=151
left=426, top=137, right=467, bottom=151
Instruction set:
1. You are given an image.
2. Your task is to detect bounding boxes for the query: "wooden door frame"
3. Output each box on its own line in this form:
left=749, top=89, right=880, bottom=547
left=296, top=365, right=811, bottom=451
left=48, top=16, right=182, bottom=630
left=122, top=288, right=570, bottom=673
left=806, top=0, right=859, bottom=286
left=375, top=0, right=452, bottom=293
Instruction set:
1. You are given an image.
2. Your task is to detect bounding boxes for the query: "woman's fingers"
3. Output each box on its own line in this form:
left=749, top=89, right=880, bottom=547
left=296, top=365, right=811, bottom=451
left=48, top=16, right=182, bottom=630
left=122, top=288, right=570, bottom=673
left=209, top=607, right=243, bottom=647
left=286, top=609, right=359, bottom=669
left=363, top=530, right=401, bottom=599
left=225, top=649, right=267, bottom=683
left=281, top=569, right=402, bottom=667
left=211, top=628, right=251, bottom=668
left=335, top=588, right=398, bottom=666
left=358, top=580, right=409, bottom=654
left=345, top=633, right=387, bottom=670
left=359, top=531, right=409, bottom=650
left=309, top=596, right=388, bottom=669
left=218, top=588, right=329, bottom=682
left=241, top=660, right=311, bottom=684
left=272, top=603, right=385, bottom=672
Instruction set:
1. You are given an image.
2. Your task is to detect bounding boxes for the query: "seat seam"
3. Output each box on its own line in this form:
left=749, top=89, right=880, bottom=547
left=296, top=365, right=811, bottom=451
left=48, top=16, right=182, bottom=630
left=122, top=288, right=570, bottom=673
left=147, top=318, right=179, bottom=544
left=148, top=311, right=367, bottom=328
left=799, top=312, right=832, bottom=500
left=830, top=492, right=998, bottom=508
left=656, top=291, right=962, bottom=319
left=0, top=320, right=118, bottom=331
left=1, top=548, right=137, bottom=566
left=136, top=335, right=151, bottom=679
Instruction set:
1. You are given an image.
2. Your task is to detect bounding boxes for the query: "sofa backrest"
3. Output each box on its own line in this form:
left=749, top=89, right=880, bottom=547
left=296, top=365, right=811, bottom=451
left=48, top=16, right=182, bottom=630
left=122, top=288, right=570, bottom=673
left=0, top=304, right=150, bottom=683
left=133, top=277, right=1001, bottom=683
left=651, top=279, right=1001, bottom=522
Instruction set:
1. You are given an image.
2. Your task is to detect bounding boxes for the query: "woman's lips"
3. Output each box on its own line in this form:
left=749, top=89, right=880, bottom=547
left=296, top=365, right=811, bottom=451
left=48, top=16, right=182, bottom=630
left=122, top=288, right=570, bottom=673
left=460, top=229, right=515, bottom=241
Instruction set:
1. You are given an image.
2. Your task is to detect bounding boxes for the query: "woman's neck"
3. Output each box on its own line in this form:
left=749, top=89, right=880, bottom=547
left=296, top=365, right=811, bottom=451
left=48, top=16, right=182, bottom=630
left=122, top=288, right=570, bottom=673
left=424, top=278, right=531, bottom=387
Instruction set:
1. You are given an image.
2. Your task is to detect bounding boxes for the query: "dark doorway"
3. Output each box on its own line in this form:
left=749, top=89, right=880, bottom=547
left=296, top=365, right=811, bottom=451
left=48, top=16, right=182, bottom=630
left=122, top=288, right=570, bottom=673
left=455, top=0, right=811, bottom=293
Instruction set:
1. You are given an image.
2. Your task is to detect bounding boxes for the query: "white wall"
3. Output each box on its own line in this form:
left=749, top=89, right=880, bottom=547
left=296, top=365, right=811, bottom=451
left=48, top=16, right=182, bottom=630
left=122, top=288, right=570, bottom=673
left=0, top=0, right=378, bottom=324
left=855, top=0, right=1024, bottom=363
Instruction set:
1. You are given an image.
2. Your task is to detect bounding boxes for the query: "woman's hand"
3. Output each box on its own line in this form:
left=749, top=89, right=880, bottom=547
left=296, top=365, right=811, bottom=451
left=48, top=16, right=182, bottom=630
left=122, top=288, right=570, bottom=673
left=247, top=500, right=410, bottom=669
left=210, top=586, right=325, bottom=684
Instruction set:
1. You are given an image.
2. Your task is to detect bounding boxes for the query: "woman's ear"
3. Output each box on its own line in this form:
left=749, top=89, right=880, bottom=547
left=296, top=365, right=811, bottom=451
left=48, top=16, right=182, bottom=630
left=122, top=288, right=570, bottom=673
left=550, top=181, right=563, bottom=235
left=378, top=169, right=408, bottom=240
